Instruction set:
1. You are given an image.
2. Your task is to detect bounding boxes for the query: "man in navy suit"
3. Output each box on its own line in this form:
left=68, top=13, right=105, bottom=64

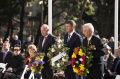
left=38, top=24, right=55, bottom=79
left=64, top=20, right=82, bottom=79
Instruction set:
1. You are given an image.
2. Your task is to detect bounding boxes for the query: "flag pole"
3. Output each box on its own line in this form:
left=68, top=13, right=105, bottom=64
left=114, top=0, right=119, bottom=50
left=48, top=0, right=52, bottom=34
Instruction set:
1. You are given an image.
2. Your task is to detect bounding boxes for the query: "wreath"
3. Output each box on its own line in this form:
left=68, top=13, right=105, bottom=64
left=71, top=47, right=93, bottom=76
left=47, top=37, right=69, bottom=72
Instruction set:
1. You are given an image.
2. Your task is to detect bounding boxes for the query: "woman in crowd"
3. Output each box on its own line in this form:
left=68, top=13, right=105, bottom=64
left=24, top=44, right=41, bottom=79
left=25, top=44, right=37, bottom=65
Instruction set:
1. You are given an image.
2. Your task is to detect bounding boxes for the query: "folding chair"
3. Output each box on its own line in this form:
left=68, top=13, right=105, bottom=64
left=20, top=65, right=35, bottom=79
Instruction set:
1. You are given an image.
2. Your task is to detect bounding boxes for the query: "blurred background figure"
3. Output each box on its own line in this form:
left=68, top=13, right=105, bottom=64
left=108, top=37, right=114, bottom=54
left=104, top=47, right=120, bottom=79
left=0, top=38, right=3, bottom=52
left=4, top=37, right=10, bottom=43
left=101, top=38, right=108, bottom=45
left=10, top=34, right=21, bottom=50
left=23, top=35, right=34, bottom=54
left=103, top=44, right=115, bottom=77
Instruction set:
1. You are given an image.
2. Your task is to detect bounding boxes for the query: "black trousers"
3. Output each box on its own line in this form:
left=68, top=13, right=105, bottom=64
left=64, top=65, right=76, bottom=79
left=86, top=64, right=103, bottom=79
left=41, top=56, right=53, bottom=79
left=41, top=65, right=53, bottom=79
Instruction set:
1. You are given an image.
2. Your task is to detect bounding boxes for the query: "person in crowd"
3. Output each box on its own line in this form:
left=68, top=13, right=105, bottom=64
left=104, top=47, right=120, bottom=79
left=4, top=37, right=10, bottom=43
left=101, top=37, right=108, bottom=45
left=103, top=44, right=115, bottom=76
left=25, top=44, right=40, bottom=79
left=25, top=44, right=37, bottom=65
left=0, top=41, right=13, bottom=64
left=10, top=34, right=21, bottom=49
left=0, top=37, right=3, bottom=52
left=23, top=35, right=34, bottom=53
left=0, top=41, right=13, bottom=78
left=64, top=20, right=82, bottom=79
left=82, top=23, right=104, bottom=79
left=2, top=44, right=25, bottom=79
left=38, top=24, right=55, bottom=79
left=108, top=37, right=114, bottom=54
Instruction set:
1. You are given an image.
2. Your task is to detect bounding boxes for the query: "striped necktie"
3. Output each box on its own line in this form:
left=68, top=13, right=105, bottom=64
left=67, top=34, right=71, bottom=42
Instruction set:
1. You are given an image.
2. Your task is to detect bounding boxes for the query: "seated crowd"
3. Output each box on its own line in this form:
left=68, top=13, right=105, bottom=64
left=0, top=22, right=120, bottom=79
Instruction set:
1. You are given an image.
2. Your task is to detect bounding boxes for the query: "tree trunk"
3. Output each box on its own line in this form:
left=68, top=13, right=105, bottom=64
left=4, top=18, right=13, bottom=41
left=19, top=0, right=25, bottom=44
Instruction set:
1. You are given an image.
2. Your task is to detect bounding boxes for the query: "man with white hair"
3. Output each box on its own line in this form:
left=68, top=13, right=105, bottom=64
left=38, top=24, right=55, bottom=79
left=38, top=24, right=55, bottom=54
left=83, top=23, right=104, bottom=79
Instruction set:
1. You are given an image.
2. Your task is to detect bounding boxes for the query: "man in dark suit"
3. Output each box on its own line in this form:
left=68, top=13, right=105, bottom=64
left=0, top=41, right=13, bottom=78
left=2, top=44, right=25, bottom=79
left=82, top=23, right=104, bottom=79
left=38, top=24, right=55, bottom=79
left=0, top=41, right=13, bottom=64
left=64, top=20, right=82, bottom=79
